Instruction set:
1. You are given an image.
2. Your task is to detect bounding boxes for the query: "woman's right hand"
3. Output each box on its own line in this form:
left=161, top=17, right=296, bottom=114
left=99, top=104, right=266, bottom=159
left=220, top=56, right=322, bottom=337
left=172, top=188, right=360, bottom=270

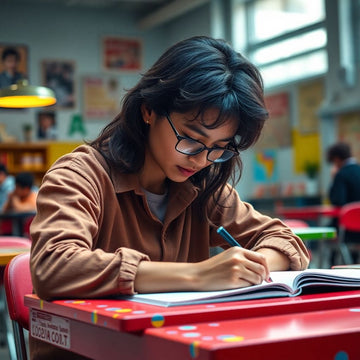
left=134, top=247, right=269, bottom=293
left=192, top=247, right=270, bottom=291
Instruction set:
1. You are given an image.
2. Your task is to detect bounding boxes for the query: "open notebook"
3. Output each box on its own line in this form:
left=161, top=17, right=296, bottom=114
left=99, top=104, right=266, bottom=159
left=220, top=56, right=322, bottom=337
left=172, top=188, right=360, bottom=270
left=120, top=269, right=360, bottom=307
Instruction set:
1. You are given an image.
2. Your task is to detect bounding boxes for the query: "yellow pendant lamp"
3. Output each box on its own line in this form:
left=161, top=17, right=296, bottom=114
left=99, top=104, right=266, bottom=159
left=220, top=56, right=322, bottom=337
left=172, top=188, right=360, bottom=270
left=0, top=79, right=56, bottom=108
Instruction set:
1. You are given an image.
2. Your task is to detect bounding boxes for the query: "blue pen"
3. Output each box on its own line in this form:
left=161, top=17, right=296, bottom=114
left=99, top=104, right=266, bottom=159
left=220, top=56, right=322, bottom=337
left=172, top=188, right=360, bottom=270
left=217, top=226, right=272, bottom=282
left=217, top=226, right=242, bottom=247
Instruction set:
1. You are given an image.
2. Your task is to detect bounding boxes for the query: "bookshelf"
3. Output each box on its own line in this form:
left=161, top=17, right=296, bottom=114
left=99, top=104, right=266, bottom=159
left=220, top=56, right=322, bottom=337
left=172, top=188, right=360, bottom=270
left=0, top=141, right=82, bottom=185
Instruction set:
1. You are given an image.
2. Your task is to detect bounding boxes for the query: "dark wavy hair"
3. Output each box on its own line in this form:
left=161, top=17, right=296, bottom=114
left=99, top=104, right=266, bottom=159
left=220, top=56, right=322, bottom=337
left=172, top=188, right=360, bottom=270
left=327, top=142, right=352, bottom=162
left=91, top=36, right=268, bottom=219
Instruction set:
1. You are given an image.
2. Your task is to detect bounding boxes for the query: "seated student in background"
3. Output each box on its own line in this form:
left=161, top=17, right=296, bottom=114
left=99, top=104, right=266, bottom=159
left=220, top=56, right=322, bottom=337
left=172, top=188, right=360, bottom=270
left=327, top=143, right=360, bottom=265
left=327, top=142, right=360, bottom=256
left=327, top=142, right=360, bottom=206
left=30, top=36, right=309, bottom=359
left=0, top=163, right=15, bottom=208
left=2, top=171, right=37, bottom=212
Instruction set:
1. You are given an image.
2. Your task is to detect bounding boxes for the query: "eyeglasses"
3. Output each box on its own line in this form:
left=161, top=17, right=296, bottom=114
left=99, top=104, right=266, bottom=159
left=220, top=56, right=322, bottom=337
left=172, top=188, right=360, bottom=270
left=165, top=114, right=238, bottom=163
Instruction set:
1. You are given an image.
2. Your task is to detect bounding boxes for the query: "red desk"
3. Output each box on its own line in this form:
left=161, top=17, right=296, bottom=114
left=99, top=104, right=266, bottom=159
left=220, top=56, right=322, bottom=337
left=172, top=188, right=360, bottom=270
left=146, top=307, right=360, bottom=359
left=25, top=290, right=360, bottom=359
left=25, top=290, right=360, bottom=333
left=276, top=205, right=340, bottom=222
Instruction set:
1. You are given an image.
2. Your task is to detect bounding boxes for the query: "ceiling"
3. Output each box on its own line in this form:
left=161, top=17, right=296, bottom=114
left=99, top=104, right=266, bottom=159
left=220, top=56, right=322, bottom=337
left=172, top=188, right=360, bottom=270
left=4, top=0, right=209, bottom=29
left=5, top=0, right=171, bottom=9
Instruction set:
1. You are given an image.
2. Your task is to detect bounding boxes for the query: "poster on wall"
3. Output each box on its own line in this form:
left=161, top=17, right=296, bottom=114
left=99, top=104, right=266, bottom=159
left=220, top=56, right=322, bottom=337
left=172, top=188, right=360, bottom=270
left=256, top=92, right=291, bottom=150
left=82, top=74, right=121, bottom=120
left=41, top=60, right=75, bottom=109
left=297, top=79, right=323, bottom=134
left=102, top=36, right=142, bottom=72
left=293, top=129, right=320, bottom=174
left=254, top=149, right=278, bottom=183
left=0, top=43, right=28, bottom=89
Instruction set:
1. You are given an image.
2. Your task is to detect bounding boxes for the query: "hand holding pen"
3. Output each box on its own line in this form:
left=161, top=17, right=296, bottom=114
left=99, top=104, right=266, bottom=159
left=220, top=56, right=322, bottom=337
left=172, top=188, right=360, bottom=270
left=217, top=226, right=272, bottom=283
left=217, top=226, right=242, bottom=247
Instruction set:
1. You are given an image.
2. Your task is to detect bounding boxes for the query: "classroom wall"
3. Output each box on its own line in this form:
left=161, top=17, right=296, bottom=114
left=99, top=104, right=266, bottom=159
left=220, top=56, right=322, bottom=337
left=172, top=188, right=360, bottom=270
left=1, top=1, right=358, bottom=203
left=0, top=1, right=326, bottom=201
left=0, top=2, right=212, bottom=140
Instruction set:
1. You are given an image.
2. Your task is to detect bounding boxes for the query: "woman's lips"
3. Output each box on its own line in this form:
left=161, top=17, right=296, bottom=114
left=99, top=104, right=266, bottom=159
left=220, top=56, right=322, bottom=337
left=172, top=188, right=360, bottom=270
left=177, top=166, right=196, bottom=177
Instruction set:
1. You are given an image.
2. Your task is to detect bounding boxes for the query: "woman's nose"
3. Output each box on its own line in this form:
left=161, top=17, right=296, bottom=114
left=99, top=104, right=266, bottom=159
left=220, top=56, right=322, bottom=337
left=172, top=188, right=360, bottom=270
left=188, top=150, right=209, bottom=167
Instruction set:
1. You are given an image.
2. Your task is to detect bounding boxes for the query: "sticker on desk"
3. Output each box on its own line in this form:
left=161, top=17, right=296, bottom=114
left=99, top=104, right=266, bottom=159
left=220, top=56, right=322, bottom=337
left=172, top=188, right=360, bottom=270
left=30, top=309, right=70, bottom=349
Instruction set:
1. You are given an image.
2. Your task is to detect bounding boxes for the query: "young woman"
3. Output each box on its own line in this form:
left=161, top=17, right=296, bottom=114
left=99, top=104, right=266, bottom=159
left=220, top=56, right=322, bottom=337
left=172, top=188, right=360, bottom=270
left=30, top=36, right=309, bottom=359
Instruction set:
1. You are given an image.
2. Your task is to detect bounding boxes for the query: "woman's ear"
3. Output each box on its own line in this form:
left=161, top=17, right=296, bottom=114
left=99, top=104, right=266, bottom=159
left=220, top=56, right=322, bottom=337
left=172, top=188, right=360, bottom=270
left=141, top=103, right=153, bottom=125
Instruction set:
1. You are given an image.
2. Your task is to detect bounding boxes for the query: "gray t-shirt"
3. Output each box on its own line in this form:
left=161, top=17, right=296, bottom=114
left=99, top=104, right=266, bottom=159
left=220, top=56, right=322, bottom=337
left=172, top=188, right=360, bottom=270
left=143, top=188, right=168, bottom=223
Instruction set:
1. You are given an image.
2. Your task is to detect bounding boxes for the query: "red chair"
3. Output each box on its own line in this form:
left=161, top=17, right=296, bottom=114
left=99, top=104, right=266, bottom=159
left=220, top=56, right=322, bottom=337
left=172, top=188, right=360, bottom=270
left=336, top=202, right=360, bottom=264
left=0, top=236, right=32, bottom=285
left=4, top=253, right=32, bottom=360
left=0, top=237, right=31, bottom=359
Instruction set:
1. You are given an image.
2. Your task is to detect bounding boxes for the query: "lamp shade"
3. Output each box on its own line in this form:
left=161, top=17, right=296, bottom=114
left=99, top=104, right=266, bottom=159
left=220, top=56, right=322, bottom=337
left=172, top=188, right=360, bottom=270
left=0, top=79, right=57, bottom=108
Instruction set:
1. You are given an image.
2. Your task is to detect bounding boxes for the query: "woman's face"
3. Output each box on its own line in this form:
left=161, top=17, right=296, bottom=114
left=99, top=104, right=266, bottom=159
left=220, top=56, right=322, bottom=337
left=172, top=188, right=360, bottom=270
left=142, top=107, right=237, bottom=191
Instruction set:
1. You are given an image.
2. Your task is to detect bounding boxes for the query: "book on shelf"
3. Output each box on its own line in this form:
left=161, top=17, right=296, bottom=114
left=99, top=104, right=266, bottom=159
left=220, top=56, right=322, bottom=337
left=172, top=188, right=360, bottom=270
left=0, top=152, right=9, bottom=167
left=121, top=269, right=360, bottom=307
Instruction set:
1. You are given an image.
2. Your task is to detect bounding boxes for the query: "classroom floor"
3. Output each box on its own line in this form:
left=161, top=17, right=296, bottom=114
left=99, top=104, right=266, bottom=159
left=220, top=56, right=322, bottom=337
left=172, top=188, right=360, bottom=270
left=0, top=330, right=29, bottom=360
left=0, top=343, right=12, bottom=360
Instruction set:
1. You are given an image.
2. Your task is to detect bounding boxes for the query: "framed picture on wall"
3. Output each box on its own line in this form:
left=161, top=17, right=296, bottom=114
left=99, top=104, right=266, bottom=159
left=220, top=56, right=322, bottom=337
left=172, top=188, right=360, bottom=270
left=82, top=74, right=121, bottom=120
left=36, top=110, right=57, bottom=140
left=41, top=59, right=75, bottom=108
left=0, top=43, right=28, bottom=89
left=255, top=92, right=291, bottom=150
left=102, top=36, right=142, bottom=72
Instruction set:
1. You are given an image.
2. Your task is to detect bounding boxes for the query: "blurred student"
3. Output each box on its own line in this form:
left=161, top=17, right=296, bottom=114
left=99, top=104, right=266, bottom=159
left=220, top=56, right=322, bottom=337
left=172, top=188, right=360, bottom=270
left=0, top=163, right=15, bottom=208
left=327, top=142, right=360, bottom=207
left=327, top=142, right=360, bottom=257
left=2, top=172, right=37, bottom=212
left=0, top=47, right=25, bottom=89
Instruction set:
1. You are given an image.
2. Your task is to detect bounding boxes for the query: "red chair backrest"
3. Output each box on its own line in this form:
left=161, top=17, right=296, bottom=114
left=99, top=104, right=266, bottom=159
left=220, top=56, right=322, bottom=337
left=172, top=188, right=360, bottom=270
left=0, top=236, right=32, bottom=248
left=282, top=219, right=309, bottom=228
left=4, top=252, right=32, bottom=330
left=339, top=202, right=360, bottom=232
left=0, top=236, right=32, bottom=285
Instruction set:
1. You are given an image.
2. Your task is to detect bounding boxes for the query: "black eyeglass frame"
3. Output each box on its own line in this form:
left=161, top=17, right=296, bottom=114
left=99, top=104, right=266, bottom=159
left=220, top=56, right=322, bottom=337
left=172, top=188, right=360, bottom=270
left=165, top=114, right=239, bottom=163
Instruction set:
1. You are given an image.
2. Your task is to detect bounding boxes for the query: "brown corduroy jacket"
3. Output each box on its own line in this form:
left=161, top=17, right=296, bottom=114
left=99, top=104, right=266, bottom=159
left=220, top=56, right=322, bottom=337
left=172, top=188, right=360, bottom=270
left=29, top=145, right=309, bottom=359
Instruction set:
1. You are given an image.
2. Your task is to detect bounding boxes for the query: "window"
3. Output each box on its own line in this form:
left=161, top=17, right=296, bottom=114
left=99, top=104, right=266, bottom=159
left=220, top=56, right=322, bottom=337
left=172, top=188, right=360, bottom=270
left=232, top=0, right=327, bottom=88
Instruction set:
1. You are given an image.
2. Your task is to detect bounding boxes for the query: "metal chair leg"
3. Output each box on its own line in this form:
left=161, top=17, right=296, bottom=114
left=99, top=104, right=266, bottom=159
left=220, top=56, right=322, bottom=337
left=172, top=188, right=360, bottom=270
left=12, top=321, right=27, bottom=360
left=339, top=243, right=354, bottom=265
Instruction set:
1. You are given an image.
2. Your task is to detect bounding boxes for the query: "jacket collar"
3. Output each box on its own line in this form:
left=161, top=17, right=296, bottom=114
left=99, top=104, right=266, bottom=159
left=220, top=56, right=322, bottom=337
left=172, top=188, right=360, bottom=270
left=109, top=162, right=199, bottom=205
left=91, top=145, right=200, bottom=209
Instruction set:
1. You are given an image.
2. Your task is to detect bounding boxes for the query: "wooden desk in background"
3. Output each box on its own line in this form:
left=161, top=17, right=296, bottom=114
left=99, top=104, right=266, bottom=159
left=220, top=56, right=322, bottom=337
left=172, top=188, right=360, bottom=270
left=0, top=247, right=30, bottom=266
left=25, top=290, right=360, bottom=359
